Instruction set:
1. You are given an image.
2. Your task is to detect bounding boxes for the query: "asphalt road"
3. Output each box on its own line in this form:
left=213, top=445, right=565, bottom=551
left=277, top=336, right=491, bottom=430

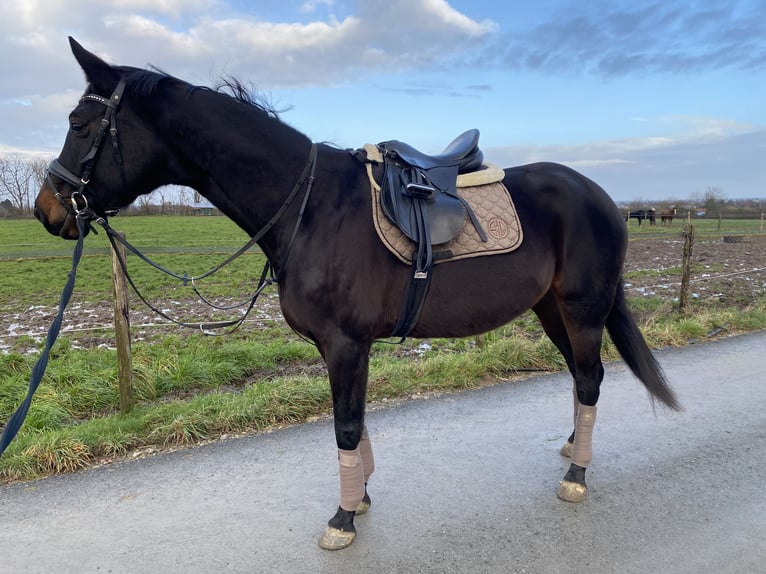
left=2, top=331, right=765, bottom=574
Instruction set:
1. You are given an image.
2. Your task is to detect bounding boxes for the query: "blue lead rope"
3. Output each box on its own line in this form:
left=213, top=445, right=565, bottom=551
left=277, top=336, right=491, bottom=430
left=0, top=216, right=88, bottom=457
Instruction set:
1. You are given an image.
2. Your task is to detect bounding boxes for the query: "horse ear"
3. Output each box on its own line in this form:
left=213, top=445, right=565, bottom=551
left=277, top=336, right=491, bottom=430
left=68, top=37, right=120, bottom=92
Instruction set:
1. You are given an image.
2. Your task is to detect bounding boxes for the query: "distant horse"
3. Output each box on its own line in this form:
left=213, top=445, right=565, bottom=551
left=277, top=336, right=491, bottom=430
left=660, top=206, right=677, bottom=226
left=34, top=38, right=679, bottom=550
left=626, top=208, right=656, bottom=226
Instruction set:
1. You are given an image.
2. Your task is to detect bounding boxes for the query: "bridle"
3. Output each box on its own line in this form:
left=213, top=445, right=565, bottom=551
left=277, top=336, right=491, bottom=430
left=42, top=74, right=320, bottom=327
left=46, top=79, right=127, bottom=222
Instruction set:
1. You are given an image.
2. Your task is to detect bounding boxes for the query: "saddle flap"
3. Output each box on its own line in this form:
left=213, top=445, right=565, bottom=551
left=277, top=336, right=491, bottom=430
left=381, top=163, right=465, bottom=245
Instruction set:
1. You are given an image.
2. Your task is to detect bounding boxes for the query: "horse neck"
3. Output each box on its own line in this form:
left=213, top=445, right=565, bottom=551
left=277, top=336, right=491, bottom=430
left=155, top=87, right=314, bottom=263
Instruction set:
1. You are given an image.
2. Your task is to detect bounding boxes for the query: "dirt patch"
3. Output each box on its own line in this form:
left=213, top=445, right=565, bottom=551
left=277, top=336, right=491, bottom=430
left=2, top=235, right=765, bottom=354
left=623, top=234, right=766, bottom=305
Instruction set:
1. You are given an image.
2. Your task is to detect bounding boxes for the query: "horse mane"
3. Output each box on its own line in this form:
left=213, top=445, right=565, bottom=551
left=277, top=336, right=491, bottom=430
left=116, top=66, right=284, bottom=119
left=213, top=76, right=286, bottom=119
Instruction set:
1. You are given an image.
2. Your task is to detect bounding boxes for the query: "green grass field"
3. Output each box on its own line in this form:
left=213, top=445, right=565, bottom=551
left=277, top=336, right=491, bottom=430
left=624, top=216, right=765, bottom=238
left=0, top=217, right=265, bottom=304
left=1, top=214, right=765, bottom=482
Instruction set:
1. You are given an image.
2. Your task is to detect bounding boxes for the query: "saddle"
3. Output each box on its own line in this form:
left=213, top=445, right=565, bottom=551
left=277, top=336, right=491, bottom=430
left=367, top=129, right=490, bottom=338
left=378, top=129, right=488, bottom=267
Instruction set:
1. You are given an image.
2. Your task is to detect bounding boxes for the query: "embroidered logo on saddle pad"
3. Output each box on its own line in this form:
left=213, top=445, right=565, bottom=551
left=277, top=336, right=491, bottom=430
left=364, top=152, right=523, bottom=265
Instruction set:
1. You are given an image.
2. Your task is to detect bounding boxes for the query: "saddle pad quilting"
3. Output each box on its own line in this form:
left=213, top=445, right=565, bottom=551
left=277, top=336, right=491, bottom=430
left=367, top=163, right=523, bottom=265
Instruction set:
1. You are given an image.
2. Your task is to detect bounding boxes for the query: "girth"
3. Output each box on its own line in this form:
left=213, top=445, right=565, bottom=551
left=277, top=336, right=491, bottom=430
left=372, top=129, right=488, bottom=338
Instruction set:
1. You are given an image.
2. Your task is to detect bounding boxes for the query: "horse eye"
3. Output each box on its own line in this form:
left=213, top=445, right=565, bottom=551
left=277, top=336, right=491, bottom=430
left=70, top=122, right=84, bottom=135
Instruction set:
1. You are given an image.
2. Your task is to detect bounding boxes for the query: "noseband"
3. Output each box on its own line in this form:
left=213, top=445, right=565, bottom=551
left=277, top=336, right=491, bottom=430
left=46, top=79, right=127, bottom=220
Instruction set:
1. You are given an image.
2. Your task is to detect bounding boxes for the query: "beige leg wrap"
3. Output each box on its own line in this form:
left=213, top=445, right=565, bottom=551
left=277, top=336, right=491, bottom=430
left=338, top=447, right=365, bottom=512
left=571, top=403, right=597, bottom=468
left=359, top=426, right=375, bottom=483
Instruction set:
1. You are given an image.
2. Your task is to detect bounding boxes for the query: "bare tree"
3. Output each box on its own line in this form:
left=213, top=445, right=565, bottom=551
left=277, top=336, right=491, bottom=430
left=0, top=153, right=35, bottom=214
left=155, top=187, right=168, bottom=214
left=136, top=193, right=153, bottom=214
left=692, top=186, right=727, bottom=215
left=29, top=155, right=51, bottom=192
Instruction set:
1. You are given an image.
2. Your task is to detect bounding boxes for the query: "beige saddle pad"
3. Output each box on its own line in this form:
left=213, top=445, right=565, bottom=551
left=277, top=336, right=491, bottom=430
left=365, top=157, right=523, bottom=265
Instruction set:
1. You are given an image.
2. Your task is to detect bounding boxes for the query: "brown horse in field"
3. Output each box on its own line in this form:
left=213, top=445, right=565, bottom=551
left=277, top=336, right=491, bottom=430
left=660, top=206, right=677, bottom=226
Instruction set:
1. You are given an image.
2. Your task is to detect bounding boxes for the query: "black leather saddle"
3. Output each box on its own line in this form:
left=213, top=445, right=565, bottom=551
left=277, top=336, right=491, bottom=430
left=378, top=129, right=487, bottom=251
left=373, top=129, right=488, bottom=338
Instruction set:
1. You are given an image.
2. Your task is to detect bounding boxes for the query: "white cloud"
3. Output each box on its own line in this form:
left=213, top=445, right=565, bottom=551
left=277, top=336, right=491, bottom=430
left=565, top=158, right=634, bottom=168
left=420, top=0, right=497, bottom=36
left=0, top=0, right=499, bottom=153
left=489, top=0, right=766, bottom=76
left=113, top=0, right=214, bottom=16
left=485, top=128, right=766, bottom=201
left=299, top=0, right=334, bottom=14
left=0, top=0, right=493, bottom=90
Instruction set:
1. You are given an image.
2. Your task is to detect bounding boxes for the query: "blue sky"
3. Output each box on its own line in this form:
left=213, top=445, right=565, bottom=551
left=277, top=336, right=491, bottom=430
left=1, top=0, right=765, bottom=202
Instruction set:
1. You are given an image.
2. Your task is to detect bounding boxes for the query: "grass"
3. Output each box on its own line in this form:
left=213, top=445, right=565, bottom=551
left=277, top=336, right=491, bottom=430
left=0, top=217, right=262, bottom=305
left=625, top=216, right=766, bottom=238
left=1, top=215, right=765, bottom=482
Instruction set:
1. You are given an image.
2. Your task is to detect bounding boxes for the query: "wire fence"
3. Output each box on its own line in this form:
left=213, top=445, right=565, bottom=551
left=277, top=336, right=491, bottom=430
left=625, top=266, right=766, bottom=294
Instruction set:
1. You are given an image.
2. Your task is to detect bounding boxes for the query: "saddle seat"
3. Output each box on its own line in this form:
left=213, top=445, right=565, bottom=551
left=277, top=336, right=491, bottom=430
left=381, top=128, right=484, bottom=173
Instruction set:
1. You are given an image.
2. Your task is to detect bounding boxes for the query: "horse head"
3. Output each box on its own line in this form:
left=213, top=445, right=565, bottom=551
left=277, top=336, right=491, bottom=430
left=35, top=38, right=180, bottom=239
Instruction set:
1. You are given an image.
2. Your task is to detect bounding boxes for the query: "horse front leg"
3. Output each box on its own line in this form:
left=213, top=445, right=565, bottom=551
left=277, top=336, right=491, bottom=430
left=318, top=335, right=375, bottom=551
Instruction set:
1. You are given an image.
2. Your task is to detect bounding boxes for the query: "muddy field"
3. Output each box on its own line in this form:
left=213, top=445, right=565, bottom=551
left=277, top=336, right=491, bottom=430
left=623, top=233, right=766, bottom=305
left=2, top=234, right=765, bottom=354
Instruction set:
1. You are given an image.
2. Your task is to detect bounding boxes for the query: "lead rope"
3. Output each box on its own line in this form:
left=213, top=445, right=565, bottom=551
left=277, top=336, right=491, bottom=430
left=0, top=215, right=88, bottom=457
left=0, top=144, right=319, bottom=455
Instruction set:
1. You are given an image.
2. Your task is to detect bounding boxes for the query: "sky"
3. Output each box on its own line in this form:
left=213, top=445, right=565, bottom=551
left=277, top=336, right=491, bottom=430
left=1, top=0, right=765, bottom=203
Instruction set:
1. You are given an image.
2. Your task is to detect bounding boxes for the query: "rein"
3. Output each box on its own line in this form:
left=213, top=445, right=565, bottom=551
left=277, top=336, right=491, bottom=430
left=1, top=75, right=319, bottom=455
left=100, top=142, right=318, bottom=333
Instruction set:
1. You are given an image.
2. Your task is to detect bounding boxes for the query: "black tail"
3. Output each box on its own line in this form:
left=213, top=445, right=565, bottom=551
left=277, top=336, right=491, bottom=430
left=606, top=284, right=681, bottom=411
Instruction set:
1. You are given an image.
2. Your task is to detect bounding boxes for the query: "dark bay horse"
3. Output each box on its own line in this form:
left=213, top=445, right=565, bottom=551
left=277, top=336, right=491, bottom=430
left=35, top=38, right=679, bottom=550
left=626, top=208, right=656, bottom=226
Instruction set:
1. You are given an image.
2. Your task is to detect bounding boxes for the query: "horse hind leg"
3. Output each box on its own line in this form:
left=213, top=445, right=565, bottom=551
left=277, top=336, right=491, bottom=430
left=532, top=296, right=577, bottom=457
left=556, top=325, right=605, bottom=503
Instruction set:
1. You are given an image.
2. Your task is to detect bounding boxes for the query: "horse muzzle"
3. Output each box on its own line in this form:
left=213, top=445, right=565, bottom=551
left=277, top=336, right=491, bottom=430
left=34, top=184, right=85, bottom=240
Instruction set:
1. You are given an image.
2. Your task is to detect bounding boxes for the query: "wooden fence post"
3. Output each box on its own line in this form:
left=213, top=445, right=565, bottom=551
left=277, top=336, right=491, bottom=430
left=111, top=232, right=134, bottom=414
left=678, top=224, right=695, bottom=313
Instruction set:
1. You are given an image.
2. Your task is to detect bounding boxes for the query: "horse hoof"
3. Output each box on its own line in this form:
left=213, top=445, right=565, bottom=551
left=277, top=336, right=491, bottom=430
left=355, top=493, right=372, bottom=515
left=319, top=526, right=356, bottom=550
left=557, top=480, right=587, bottom=503
left=559, top=441, right=573, bottom=458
